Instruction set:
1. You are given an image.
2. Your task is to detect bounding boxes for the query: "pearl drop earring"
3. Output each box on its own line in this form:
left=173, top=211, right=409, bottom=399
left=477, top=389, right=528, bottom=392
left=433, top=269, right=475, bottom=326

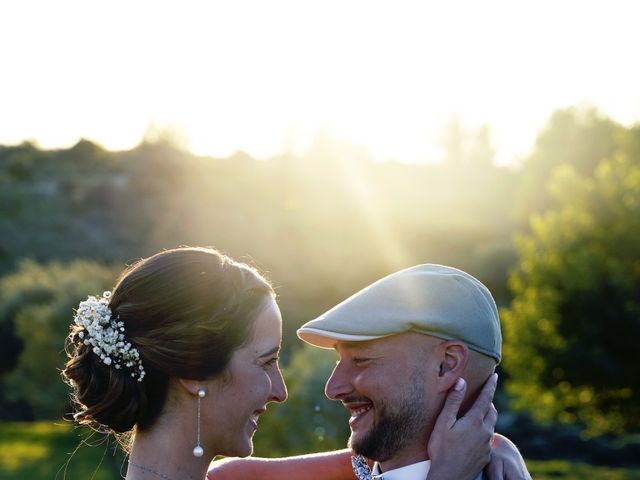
left=193, top=388, right=206, bottom=457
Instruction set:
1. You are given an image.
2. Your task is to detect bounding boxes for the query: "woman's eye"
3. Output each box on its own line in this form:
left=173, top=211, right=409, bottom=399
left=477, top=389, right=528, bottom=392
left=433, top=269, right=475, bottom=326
left=353, top=357, right=370, bottom=365
left=264, top=357, right=279, bottom=367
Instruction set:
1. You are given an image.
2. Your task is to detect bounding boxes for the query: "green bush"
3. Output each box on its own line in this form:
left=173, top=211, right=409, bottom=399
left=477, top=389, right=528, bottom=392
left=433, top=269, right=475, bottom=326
left=0, top=260, right=117, bottom=419
left=527, top=460, right=640, bottom=480
left=502, top=154, right=640, bottom=435
left=0, top=421, right=122, bottom=479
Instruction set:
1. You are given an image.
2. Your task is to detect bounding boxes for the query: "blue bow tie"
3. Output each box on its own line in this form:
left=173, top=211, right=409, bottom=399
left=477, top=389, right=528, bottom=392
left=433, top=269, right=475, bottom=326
left=352, top=455, right=375, bottom=480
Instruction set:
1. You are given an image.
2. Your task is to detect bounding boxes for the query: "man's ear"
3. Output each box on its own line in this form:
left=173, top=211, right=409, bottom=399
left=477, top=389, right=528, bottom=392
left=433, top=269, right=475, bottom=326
left=436, top=341, right=469, bottom=391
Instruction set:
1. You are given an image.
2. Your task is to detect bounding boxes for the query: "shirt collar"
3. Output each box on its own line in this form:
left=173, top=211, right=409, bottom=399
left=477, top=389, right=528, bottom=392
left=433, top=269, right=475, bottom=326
left=371, top=460, right=431, bottom=480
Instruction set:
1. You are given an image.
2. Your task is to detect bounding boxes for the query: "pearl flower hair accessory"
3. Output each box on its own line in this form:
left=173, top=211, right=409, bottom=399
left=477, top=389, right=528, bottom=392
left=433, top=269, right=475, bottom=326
left=74, top=291, right=146, bottom=382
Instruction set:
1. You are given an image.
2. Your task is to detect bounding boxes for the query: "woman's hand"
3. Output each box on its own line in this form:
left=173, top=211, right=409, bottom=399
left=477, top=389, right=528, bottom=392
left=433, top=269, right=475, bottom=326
left=427, top=374, right=497, bottom=480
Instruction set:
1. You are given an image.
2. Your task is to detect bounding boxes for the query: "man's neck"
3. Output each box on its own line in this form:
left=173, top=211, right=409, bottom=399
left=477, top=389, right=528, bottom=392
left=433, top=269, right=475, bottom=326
left=377, top=447, right=428, bottom=473
left=373, top=421, right=435, bottom=472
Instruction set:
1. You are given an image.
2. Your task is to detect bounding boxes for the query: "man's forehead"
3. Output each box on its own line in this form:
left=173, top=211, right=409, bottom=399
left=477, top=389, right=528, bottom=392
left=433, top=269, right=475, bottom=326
left=334, top=331, right=434, bottom=352
left=334, top=338, right=387, bottom=351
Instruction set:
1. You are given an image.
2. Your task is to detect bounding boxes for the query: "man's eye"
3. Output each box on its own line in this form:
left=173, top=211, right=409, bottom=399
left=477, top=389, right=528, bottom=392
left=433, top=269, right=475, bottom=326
left=353, top=357, right=370, bottom=365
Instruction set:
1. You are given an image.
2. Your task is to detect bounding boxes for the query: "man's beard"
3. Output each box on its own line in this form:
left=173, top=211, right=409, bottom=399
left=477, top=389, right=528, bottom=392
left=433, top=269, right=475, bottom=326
left=348, top=372, right=429, bottom=462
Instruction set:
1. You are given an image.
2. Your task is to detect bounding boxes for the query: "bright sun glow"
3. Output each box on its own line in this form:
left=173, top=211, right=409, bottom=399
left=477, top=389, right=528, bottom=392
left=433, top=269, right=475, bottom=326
left=1, top=0, right=639, bottom=165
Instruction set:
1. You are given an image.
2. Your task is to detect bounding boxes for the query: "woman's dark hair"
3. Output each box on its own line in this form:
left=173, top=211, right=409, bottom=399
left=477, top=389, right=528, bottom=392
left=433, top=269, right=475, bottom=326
left=63, top=247, right=274, bottom=435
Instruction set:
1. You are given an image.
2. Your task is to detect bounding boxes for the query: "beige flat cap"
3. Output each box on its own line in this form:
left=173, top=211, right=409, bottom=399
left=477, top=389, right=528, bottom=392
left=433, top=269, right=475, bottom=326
left=297, top=264, right=502, bottom=363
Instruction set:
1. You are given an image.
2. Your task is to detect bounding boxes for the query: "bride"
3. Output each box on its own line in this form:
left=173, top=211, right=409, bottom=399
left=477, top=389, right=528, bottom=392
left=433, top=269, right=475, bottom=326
left=63, top=246, right=528, bottom=480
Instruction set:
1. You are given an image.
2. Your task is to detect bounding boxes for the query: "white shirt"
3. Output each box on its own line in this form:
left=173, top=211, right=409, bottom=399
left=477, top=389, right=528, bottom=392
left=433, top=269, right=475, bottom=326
left=371, top=460, right=430, bottom=480
left=371, top=460, right=484, bottom=480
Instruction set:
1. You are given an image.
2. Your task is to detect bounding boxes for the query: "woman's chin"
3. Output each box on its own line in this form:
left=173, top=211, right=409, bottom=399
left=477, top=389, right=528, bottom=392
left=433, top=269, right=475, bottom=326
left=220, top=439, right=253, bottom=458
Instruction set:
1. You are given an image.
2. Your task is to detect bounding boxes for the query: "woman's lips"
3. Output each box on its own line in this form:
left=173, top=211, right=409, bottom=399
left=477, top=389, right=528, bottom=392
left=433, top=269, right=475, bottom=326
left=249, top=408, right=266, bottom=430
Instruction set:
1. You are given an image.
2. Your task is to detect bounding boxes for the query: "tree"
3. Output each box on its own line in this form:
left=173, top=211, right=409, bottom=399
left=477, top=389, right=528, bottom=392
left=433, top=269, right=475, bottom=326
left=516, top=107, right=624, bottom=219
left=440, top=116, right=496, bottom=168
left=0, top=260, right=116, bottom=419
left=502, top=152, right=640, bottom=435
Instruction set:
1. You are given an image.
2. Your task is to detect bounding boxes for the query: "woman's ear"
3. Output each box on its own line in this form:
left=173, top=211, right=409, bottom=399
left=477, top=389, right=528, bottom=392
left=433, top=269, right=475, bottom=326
left=177, top=378, right=206, bottom=397
left=437, top=341, right=469, bottom=391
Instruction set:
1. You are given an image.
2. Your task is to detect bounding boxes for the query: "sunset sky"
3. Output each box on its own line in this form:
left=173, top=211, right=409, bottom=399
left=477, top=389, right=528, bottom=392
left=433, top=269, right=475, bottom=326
left=1, top=0, right=639, bottom=165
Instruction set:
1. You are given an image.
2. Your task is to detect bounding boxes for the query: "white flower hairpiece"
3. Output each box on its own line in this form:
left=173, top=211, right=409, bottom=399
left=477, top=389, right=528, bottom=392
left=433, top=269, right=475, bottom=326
left=74, top=291, right=146, bottom=382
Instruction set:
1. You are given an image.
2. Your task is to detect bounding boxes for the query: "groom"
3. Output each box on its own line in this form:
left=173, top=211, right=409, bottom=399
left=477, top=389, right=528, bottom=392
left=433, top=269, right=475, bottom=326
left=296, top=264, right=503, bottom=479
left=208, top=264, right=530, bottom=479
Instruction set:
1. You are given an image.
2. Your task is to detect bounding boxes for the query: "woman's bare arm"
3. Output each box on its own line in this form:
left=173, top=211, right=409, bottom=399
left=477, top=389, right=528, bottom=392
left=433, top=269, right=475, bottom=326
left=207, top=450, right=356, bottom=480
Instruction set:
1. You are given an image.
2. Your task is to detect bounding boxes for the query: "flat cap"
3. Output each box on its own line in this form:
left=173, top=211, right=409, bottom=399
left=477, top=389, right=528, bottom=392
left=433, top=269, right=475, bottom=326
left=297, top=264, right=502, bottom=363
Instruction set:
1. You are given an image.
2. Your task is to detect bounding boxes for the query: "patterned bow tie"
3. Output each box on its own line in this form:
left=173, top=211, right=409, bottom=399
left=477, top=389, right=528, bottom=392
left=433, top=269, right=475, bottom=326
left=351, top=455, right=374, bottom=480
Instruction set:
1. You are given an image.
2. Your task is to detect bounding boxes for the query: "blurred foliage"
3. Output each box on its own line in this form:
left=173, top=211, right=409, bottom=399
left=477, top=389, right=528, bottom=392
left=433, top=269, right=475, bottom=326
left=526, top=459, right=640, bottom=480
left=0, top=421, right=122, bottom=479
left=502, top=150, right=640, bottom=434
left=253, top=344, right=349, bottom=456
left=0, top=132, right=521, bottom=355
left=1, top=106, right=639, bottom=462
left=0, top=260, right=116, bottom=419
left=515, top=106, right=627, bottom=220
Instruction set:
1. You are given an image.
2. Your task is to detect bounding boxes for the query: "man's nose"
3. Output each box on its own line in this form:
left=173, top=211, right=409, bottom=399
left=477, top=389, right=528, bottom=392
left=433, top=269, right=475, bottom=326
left=325, top=361, right=351, bottom=400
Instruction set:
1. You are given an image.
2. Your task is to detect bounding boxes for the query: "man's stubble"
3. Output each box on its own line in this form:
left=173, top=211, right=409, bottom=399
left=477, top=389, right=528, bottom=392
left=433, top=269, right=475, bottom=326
left=348, top=369, right=432, bottom=462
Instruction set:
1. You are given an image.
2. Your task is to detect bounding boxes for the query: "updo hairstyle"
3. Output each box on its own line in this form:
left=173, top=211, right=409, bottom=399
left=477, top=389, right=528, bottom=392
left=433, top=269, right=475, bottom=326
left=63, top=247, right=274, bottom=435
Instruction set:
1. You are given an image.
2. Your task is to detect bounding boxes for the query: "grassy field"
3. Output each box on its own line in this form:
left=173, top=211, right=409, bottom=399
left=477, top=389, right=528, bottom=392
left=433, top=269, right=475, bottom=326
left=0, top=421, right=123, bottom=479
left=1, top=421, right=639, bottom=479
left=527, top=460, right=640, bottom=479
